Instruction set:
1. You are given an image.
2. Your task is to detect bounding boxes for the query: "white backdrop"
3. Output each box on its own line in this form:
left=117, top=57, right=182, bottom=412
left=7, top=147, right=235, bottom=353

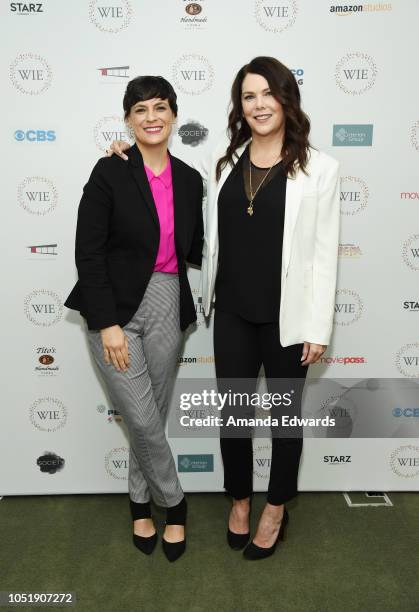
left=1, top=0, right=419, bottom=496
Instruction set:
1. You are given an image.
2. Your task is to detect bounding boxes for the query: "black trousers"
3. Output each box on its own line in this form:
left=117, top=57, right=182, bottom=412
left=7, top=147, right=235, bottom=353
left=214, top=309, right=309, bottom=505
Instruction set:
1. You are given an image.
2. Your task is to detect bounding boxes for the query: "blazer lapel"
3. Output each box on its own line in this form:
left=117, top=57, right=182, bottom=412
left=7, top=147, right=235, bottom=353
left=283, top=170, right=303, bottom=274
left=128, top=144, right=159, bottom=228
left=169, top=152, right=186, bottom=257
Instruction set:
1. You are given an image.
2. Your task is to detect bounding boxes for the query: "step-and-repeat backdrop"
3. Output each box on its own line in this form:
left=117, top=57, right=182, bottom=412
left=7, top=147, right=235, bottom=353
left=2, top=0, right=419, bottom=495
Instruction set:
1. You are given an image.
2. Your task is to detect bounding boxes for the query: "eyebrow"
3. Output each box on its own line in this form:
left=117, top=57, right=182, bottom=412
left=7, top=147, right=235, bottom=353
left=242, top=88, right=271, bottom=95
left=133, top=100, right=168, bottom=108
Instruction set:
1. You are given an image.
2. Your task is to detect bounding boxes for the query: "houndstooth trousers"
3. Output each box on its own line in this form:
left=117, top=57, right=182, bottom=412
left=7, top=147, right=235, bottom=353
left=86, top=272, right=184, bottom=507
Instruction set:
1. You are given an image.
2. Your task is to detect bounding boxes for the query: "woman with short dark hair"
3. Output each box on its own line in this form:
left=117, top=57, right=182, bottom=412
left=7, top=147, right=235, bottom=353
left=65, top=75, right=203, bottom=562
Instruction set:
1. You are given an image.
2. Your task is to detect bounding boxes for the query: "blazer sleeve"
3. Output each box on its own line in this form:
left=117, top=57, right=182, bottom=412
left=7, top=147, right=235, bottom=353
left=187, top=171, right=204, bottom=267
left=305, top=159, right=340, bottom=346
left=74, top=159, right=119, bottom=330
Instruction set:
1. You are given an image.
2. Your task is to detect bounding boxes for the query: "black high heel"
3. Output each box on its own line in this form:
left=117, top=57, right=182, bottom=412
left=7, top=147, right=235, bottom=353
left=227, top=498, right=251, bottom=550
left=130, top=499, right=158, bottom=556
left=162, top=497, right=187, bottom=562
left=243, top=506, right=289, bottom=561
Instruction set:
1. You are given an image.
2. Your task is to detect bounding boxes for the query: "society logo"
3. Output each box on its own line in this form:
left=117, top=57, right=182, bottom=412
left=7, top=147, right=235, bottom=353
left=335, top=52, right=377, bottom=95
left=178, top=121, right=208, bottom=147
left=10, top=53, right=52, bottom=95
left=89, top=0, right=132, bottom=33
left=254, top=0, right=298, bottom=33
left=18, top=177, right=57, bottom=216
left=36, top=452, right=65, bottom=474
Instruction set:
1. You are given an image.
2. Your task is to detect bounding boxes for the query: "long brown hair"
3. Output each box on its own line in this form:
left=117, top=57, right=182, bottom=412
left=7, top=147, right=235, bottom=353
left=216, top=56, right=311, bottom=180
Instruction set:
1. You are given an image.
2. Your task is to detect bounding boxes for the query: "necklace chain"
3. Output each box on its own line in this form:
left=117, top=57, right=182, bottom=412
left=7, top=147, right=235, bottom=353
left=247, top=150, right=281, bottom=216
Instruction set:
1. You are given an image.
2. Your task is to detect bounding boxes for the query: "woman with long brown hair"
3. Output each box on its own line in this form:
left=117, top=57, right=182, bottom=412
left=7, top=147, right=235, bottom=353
left=200, top=56, right=340, bottom=560
left=109, top=56, right=340, bottom=560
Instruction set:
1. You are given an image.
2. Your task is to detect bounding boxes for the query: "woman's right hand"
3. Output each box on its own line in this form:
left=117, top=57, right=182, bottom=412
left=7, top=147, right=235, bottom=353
left=106, top=140, right=130, bottom=161
left=100, top=325, right=130, bottom=372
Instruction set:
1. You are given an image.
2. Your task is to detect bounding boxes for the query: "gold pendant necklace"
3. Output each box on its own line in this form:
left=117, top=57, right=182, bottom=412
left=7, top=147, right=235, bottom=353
left=247, top=151, right=281, bottom=216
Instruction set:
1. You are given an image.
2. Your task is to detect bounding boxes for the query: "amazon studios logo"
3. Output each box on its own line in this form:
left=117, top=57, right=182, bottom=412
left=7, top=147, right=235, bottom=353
left=254, top=0, right=298, bottom=33
left=395, top=343, right=419, bottom=378
left=172, top=54, right=214, bottom=96
left=10, top=53, right=52, bottom=95
left=89, top=0, right=133, bottom=33
left=340, top=176, right=368, bottom=215
left=30, top=397, right=67, bottom=432
left=94, top=116, right=132, bottom=152
left=334, top=289, right=363, bottom=326
left=333, top=125, right=373, bottom=146
left=24, top=290, right=63, bottom=327
left=178, top=121, right=208, bottom=147
left=335, top=53, right=377, bottom=95
left=36, top=452, right=65, bottom=474
left=18, top=177, right=57, bottom=215
left=389, top=445, right=419, bottom=478
left=105, top=447, right=128, bottom=479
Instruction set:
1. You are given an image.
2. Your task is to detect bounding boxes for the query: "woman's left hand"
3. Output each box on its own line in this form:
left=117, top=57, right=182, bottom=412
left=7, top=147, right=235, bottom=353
left=300, top=342, right=326, bottom=366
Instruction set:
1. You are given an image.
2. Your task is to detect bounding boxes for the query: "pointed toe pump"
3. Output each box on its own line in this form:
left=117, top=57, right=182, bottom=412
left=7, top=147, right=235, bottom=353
left=130, top=499, right=158, bottom=556
left=243, top=506, right=289, bottom=561
left=162, top=497, right=187, bottom=562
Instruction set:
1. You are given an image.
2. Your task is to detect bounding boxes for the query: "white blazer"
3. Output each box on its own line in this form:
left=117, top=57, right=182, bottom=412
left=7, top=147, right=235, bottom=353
left=195, top=138, right=340, bottom=348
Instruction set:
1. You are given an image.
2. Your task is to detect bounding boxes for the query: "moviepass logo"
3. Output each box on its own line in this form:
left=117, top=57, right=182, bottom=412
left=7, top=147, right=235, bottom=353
left=318, top=356, right=366, bottom=365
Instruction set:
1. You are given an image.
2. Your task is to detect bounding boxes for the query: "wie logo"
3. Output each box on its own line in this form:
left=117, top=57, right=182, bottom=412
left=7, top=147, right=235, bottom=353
left=94, top=116, right=131, bottom=152
left=10, top=53, right=52, bottom=95
left=172, top=54, right=214, bottom=96
left=24, top=290, right=63, bottom=327
left=104, top=447, right=129, bottom=479
left=18, top=177, right=58, bottom=215
left=254, top=0, right=298, bottom=33
left=89, top=0, right=133, bottom=33
left=335, top=53, right=377, bottom=95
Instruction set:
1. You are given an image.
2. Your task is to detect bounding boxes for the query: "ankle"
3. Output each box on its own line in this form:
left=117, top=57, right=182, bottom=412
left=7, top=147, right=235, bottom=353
left=166, top=497, right=187, bottom=526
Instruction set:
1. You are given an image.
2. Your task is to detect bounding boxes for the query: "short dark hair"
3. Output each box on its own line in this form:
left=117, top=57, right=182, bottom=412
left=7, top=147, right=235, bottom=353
left=123, top=75, right=178, bottom=118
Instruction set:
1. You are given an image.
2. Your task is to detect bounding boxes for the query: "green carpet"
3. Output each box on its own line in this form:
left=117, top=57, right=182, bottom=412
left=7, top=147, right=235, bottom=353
left=1, top=492, right=417, bottom=612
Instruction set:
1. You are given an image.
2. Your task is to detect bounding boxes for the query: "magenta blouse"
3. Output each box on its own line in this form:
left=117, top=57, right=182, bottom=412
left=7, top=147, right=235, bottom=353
left=144, top=157, right=178, bottom=273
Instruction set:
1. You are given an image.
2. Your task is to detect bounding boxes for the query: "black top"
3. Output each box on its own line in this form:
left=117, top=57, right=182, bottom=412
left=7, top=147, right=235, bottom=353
left=215, top=145, right=286, bottom=323
left=65, top=144, right=203, bottom=331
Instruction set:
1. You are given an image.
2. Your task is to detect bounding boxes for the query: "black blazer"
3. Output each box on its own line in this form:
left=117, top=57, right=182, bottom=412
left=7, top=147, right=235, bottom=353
left=65, top=144, right=203, bottom=331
